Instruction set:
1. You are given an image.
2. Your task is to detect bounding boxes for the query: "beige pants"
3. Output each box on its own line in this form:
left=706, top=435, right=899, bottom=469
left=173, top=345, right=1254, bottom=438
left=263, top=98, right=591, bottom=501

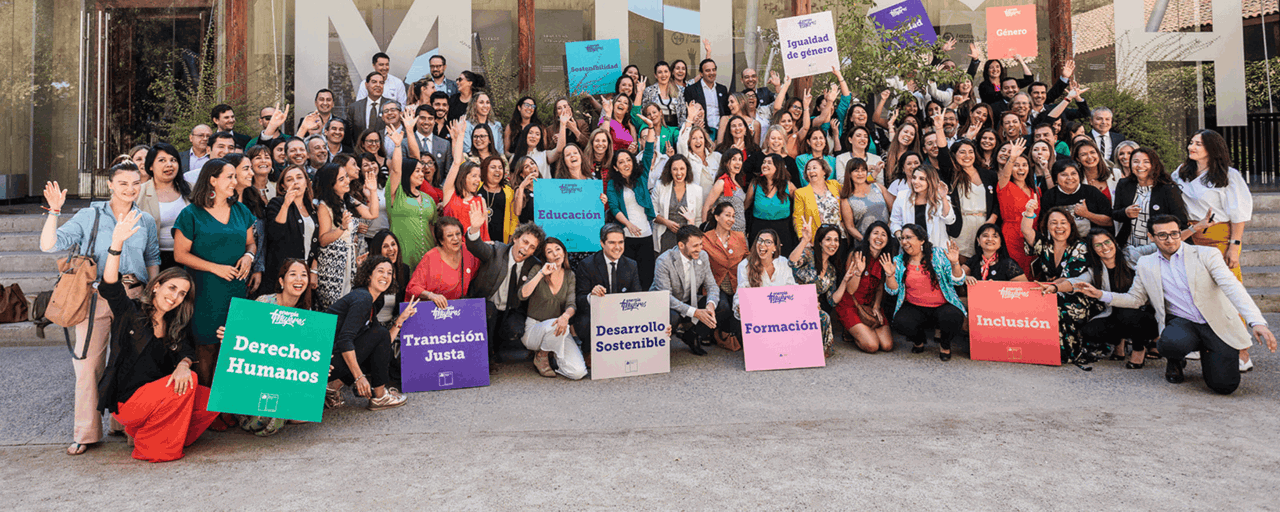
left=71, top=287, right=135, bottom=444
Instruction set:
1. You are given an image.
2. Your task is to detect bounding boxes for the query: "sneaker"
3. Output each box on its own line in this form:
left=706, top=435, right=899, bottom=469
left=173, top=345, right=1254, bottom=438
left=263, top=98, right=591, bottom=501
left=1240, top=358, right=1254, bottom=373
left=1185, top=351, right=1201, bottom=361
left=325, top=382, right=346, bottom=409
left=368, top=389, right=407, bottom=411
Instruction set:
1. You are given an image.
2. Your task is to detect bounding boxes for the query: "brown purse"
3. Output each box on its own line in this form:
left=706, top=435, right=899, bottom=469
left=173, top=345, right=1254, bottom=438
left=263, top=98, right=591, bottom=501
left=45, top=208, right=101, bottom=359
left=854, top=301, right=883, bottom=329
left=0, top=283, right=29, bottom=324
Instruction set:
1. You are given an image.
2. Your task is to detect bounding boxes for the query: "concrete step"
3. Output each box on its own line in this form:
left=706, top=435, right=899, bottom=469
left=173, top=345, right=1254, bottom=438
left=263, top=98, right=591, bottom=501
left=0, top=213, right=70, bottom=233
left=1243, top=266, right=1280, bottom=288
left=0, top=231, right=44, bottom=252
left=1253, top=193, right=1280, bottom=211
left=1241, top=244, right=1280, bottom=267
left=1249, top=286, right=1280, bottom=313
left=1, top=251, right=63, bottom=273
left=1245, top=227, right=1280, bottom=245
left=0, top=271, right=59, bottom=294
left=1246, top=210, right=1280, bottom=228
left=0, top=321, right=70, bottom=348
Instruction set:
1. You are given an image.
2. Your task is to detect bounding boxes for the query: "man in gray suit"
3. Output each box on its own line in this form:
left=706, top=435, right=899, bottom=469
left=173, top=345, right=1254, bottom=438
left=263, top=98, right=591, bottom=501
left=346, top=72, right=396, bottom=139
left=1077, top=215, right=1276, bottom=394
left=403, top=105, right=452, bottom=171
left=652, top=225, right=719, bottom=355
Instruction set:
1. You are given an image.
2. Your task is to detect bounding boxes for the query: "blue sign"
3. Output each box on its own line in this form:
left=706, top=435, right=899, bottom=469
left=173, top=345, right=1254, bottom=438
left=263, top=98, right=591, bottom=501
left=565, top=39, right=623, bottom=95
left=534, top=178, right=605, bottom=252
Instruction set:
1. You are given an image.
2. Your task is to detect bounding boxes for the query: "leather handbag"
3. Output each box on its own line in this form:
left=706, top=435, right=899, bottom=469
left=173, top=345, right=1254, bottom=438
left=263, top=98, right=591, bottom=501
left=0, top=283, right=29, bottom=324
left=45, top=207, right=101, bottom=359
left=854, top=301, right=884, bottom=329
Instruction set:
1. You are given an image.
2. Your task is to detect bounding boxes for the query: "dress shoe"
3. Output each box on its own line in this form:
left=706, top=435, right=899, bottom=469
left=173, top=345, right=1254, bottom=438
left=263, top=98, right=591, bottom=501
left=1166, top=358, right=1186, bottom=384
left=1185, top=351, right=1201, bottom=360
left=688, top=338, right=708, bottom=356
left=911, top=343, right=925, bottom=354
left=1124, top=361, right=1145, bottom=370
left=533, top=350, right=556, bottom=377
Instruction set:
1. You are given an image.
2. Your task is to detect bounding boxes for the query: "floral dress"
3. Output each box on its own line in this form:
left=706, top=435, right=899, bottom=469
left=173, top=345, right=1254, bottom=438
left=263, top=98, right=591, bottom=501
left=789, top=248, right=837, bottom=354
left=1029, top=234, right=1105, bottom=363
left=316, top=199, right=368, bottom=311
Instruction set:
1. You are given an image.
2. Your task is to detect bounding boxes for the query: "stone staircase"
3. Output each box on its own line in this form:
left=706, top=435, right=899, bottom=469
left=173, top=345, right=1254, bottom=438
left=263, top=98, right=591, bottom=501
left=1244, top=193, right=1280, bottom=312
left=0, top=206, right=77, bottom=347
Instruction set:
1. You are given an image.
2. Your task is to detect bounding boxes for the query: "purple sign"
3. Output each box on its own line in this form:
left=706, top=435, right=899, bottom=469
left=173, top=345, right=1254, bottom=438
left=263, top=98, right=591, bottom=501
left=398, top=298, right=490, bottom=392
left=868, top=0, right=937, bottom=48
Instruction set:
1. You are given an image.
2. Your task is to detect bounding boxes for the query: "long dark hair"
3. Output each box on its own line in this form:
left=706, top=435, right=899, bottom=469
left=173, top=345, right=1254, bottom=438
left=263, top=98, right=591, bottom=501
left=1037, top=206, right=1083, bottom=258
left=146, top=142, right=191, bottom=198
left=607, top=149, right=640, bottom=189
left=747, top=228, right=780, bottom=288
left=313, top=162, right=349, bottom=229
left=468, top=123, right=498, bottom=159
left=132, top=267, right=196, bottom=349
left=226, top=153, right=265, bottom=218
left=1129, top=147, right=1174, bottom=186
left=753, top=154, right=791, bottom=195
left=510, top=123, right=545, bottom=159
left=811, top=224, right=845, bottom=279
left=714, top=115, right=761, bottom=153
left=950, top=140, right=984, bottom=198
left=660, top=155, right=694, bottom=185
left=274, top=165, right=316, bottom=212
left=706, top=202, right=737, bottom=232
left=1085, top=228, right=1134, bottom=292
left=901, top=223, right=938, bottom=290
left=855, top=221, right=898, bottom=262
left=506, top=95, right=542, bottom=135
left=1179, top=129, right=1232, bottom=187
left=190, top=159, right=239, bottom=209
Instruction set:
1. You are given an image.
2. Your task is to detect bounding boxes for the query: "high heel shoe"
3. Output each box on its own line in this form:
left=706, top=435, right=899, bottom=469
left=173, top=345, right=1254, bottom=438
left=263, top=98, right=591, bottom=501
left=1124, top=361, right=1144, bottom=369
left=939, top=351, right=952, bottom=362
left=911, top=343, right=925, bottom=354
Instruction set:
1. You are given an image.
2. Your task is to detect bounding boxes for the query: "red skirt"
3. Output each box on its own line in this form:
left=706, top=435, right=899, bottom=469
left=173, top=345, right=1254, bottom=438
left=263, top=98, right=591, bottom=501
left=835, top=297, right=867, bottom=328
left=114, top=374, right=220, bottom=462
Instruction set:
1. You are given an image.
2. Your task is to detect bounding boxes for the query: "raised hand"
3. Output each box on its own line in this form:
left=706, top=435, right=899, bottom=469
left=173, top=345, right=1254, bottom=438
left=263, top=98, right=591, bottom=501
left=801, top=217, right=814, bottom=242
left=1062, top=60, right=1076, bottom=80
left=968, top=42, right=982, bottom=61
left=941, top=37, right=957, bottom=52
left=964, top=124, right=981, bottom=140
left=678, top=205, right=696, bottom=224
left=768, top=70, right=780, bottom=88
left=879, top=89, right=891, bottom=102
left=850, top=251, right=867, bottom=275
left=541, top=262, right=559, bottom=276
left=1025, top=197, right=1039, bottom=214
left=946, top=239, right=960, bottom=264
left=43, top=181, right=67, bottom=212
left=397, top=296, right=421, bottom=325
left=936, top=182, right=950, bottom=202
left=448, top=119, right=465, bottom=140
left=340, top=210, right=353, bottom=231
left=387, top=125, right=404, bottom=147
left=468, top=198, right=486, bottom=230
left=636, top=75, right=647, bottom=91
left=879, top=253, right=896, bottom=277
left=110, top=210, right=142, bottom=249
left=1010, top=136, right=1027, bottom=157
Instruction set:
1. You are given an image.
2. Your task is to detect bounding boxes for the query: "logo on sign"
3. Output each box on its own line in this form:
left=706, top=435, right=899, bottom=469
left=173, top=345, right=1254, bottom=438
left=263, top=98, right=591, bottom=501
left=767, top=291, right=794, bottom=304
left=559, top=183, right=583, bottom=194
left=625, top=360, right=638, bottom=373
left=432, top=307, right=462, bottom=320
left=620, top=298, right=647, bottom=311
left=999, top=287, right=1031, bottom=300
left=257, top=393, right=279, bottom=412
left=438, top=371, right=454, bottom=386
left=1008, top=347, right=1023, bottom=360
left=1005, top=7, right=1021, bottom=16
left=891, top=6, right=907, bottom=16
left=798, top=18, right=815, bottom=29
left=269, top=309, right=305, bottom=328
left=584, top=44, right=602, bottom=53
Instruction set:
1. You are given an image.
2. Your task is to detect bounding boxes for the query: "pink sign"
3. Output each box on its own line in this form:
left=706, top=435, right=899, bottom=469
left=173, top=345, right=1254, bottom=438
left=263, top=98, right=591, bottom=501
left=986, top=4, right=1037, bottom=59
left=737, top=284, right=826, bottom=371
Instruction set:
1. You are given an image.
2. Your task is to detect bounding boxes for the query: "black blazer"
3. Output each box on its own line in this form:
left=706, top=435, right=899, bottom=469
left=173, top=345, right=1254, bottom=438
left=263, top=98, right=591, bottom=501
left=1110, top=178, right=1189, bottom=247
left=682, top=80, right=731, bottom=117
left=464, top=234, right=541, bottom=310
left=264, top=197, right=319, bottom=293
left=345, top=97, right=396, bottom=140
left=946, top=166, right=999, bottom=240
left=574, top=251, right=642, bottom=320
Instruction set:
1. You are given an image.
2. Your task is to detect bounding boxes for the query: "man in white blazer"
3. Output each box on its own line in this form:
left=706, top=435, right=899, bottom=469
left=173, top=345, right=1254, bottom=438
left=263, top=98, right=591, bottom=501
left=652, top=225, right=720, bottom=356
left=1077, top=215, right=1275, bottom=394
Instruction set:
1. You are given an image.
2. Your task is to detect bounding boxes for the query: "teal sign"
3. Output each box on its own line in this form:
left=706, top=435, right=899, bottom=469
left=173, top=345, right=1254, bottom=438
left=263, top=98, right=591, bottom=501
left=534, top=178, right=605, bottom=252
left=565, top=39, right=623, bottom=95
left=207, top=298, right=338, bottom=422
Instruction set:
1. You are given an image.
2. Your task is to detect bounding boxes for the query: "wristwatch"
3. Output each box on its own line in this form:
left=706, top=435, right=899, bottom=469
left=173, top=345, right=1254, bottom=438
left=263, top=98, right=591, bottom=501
left=1229, top=240, right=1242, bottom=246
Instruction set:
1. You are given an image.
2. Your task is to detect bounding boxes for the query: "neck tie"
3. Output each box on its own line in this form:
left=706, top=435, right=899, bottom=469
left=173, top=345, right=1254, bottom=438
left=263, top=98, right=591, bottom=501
left=369, top=102, right=378, bottom=127
left=507, top=262, right=520, bottom=310
left=609, top=261, right=619, bottom=294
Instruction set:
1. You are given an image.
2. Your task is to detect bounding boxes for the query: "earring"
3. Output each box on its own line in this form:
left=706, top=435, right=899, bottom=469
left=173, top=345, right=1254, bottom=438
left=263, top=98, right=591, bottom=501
left=209, top=191, right=216, bottom=200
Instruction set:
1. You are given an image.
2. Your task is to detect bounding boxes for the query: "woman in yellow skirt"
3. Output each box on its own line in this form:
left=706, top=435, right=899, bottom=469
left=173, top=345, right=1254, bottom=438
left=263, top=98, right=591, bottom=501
left=1173, top=130, right=1254, bottom=371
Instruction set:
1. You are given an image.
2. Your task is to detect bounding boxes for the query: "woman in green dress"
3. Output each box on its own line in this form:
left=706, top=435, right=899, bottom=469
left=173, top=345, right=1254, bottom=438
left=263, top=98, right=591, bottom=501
left=174, top=158, right=257, bottom=386
left=384, top=129, right=438, bottom=270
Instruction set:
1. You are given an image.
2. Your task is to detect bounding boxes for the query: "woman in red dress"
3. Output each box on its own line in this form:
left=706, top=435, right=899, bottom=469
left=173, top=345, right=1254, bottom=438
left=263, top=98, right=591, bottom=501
left=997, top=138, right=1039, bottom=275
left=406, top=216, right=479, bottom=309
left=834, top=221, right=895, bottom=353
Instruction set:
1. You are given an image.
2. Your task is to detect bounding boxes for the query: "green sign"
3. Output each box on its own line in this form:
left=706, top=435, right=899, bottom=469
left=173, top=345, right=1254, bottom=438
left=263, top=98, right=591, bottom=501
left=207, top=298, right=338, bottom=422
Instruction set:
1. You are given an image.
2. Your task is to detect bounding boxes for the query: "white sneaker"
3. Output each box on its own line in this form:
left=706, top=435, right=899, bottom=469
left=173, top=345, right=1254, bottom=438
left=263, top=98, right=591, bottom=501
left=368, top=388, right=407, bottom=411
left=1240, top=358, right=1254, bottom=373
left=1185, top=351, right=1201, bottom=360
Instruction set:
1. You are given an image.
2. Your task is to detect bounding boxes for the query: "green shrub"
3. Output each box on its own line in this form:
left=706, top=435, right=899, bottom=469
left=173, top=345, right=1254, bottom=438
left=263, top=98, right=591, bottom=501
left=1082, top=82, right=1184, bottom=169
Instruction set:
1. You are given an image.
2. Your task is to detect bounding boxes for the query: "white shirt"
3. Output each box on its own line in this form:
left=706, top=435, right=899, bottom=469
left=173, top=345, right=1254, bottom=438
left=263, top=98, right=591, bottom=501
left=621, top=187, right=653, bottom=238
left=356, top=74, right=408, bottom=107
left=701, top=80, right=721, bottom=129
left=157, top=196, right=188, bottom=251
left=414, top=130, right=434, bottom=156
left=889, top=193, right=957, bottom=249
left=1172, top=165, right=1253, bottom=223
left=733, top=256, right=797, bottom=318
left=605, top=254, right=621, bottom=292
left=678, top=251, right=698, bottom=316
left=1092, top=129, right=1114, bottom=160
left=834, top=152, right=884, bottom=184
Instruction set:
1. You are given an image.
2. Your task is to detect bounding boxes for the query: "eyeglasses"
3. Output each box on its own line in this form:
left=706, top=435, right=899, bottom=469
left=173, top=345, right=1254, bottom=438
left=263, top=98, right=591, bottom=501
left=1152, top=231, right=1181, bottom=241
left=473, top=133, right=489, bottom=139
left=520, top=103, right=536, bottom=109
left=1092, top=239, right=1114, bottom=249
left=757, top=239, right=776, bottom=246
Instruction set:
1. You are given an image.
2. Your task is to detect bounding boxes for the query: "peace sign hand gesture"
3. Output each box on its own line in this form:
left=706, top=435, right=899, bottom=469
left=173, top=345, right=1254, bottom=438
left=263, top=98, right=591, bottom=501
left=396, top=296, right=421, bottom=326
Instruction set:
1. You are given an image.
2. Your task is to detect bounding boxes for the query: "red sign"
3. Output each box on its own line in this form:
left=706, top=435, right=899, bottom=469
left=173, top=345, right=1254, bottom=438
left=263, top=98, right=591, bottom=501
left=986, top=4, right=1038, bottom=59
left=967, top=281, right=1060, bottom=366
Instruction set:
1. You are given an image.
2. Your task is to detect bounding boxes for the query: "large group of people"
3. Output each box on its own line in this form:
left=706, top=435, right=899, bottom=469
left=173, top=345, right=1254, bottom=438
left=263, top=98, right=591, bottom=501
left=46, top=44, right=1275, bottom=462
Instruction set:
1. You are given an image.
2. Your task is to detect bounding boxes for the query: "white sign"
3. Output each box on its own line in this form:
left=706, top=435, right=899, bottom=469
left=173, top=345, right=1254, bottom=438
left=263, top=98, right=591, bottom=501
left=590, top=291, right=671, bottom=380
left=776, top=11, right=839, bottom=79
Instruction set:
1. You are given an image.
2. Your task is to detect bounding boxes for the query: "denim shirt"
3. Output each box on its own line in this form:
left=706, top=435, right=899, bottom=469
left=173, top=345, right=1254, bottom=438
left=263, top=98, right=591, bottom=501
left=884, top=249, right=967, bottom=316
left=50, top=202, right=161, bottom=282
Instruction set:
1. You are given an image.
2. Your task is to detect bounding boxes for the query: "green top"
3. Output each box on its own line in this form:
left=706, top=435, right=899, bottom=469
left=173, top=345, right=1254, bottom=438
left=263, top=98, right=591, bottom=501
left=631, top=105, right=679, bottom=155
left=386, top=184, right=437, bottom=271
left=523, top=264, right=576, bottom=322
left=174, top=202, right=255, bottom=345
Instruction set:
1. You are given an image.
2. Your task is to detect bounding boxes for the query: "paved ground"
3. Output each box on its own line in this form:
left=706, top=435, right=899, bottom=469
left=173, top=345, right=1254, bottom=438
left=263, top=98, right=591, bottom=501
left=2, top=331, right=1278, bottom=510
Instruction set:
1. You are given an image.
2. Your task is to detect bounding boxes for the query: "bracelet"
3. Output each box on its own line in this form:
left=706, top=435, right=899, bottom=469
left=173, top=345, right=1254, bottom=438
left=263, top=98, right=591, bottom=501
left=355, top=375, right=367, bottom=383
left=243, top=252, right=255, bottom=261
left=107, top=248, right=122, bottom=256
left=1023, top=213, right=1036, bottom=219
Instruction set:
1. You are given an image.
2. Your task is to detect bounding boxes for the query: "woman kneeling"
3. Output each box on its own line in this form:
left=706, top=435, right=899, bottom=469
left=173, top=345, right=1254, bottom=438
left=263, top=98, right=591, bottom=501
left=325, top=255, right=418, bottom=410
left=99, top=211, right=218, bottom=462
